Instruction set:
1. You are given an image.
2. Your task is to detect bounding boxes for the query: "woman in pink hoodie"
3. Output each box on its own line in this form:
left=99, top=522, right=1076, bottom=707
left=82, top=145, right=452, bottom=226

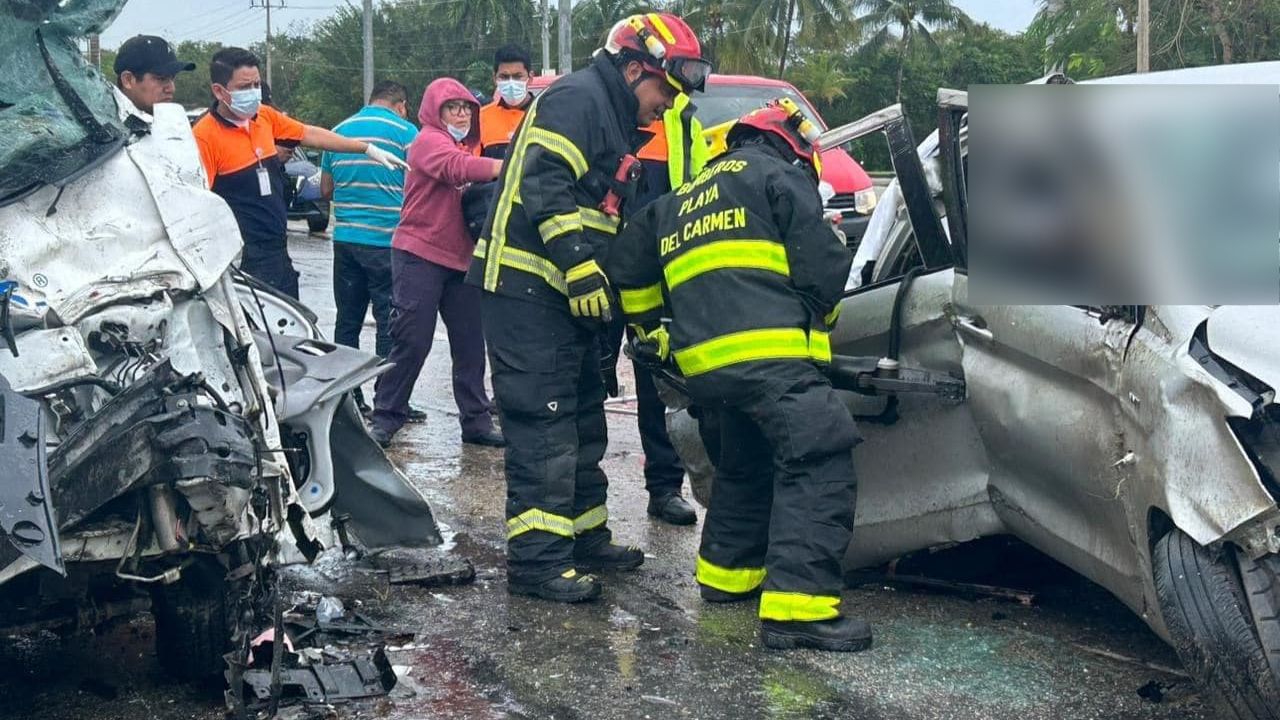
left=370, top=78, right=505, bottom=448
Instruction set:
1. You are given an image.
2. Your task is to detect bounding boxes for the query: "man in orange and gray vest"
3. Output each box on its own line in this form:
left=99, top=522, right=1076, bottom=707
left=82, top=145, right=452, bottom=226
left=600, top=91, right=709, bottom=526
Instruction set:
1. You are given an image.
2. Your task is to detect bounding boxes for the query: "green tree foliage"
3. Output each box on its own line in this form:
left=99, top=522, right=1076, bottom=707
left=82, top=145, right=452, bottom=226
left=107, top=0, right=1273, bottom=170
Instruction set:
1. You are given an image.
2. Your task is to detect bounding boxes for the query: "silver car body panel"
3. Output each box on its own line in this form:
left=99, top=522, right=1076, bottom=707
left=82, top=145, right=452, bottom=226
left=672, top=62, right=1280, bottom=644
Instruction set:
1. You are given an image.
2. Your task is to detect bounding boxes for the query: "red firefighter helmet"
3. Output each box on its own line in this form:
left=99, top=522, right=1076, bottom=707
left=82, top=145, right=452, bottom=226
left=728, top=97, right=824, bottom=177
left=603, top=13, right=710, bottom=93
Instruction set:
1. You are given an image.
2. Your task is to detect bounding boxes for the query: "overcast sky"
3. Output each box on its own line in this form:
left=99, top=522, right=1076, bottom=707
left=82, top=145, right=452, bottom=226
left=100, top=0, right=1039, bottom=50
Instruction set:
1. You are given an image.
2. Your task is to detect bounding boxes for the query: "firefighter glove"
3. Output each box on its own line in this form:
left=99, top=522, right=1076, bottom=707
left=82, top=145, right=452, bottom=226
left=824, top=304, right=842, bottom=329
left=566, top=259, right=613, bottom=321
left=634, top=325, right=671, bottom=363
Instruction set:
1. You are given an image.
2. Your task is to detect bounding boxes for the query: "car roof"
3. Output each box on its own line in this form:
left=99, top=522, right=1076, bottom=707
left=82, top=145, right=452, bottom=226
left=1084, top=61, right=1280, bottom=85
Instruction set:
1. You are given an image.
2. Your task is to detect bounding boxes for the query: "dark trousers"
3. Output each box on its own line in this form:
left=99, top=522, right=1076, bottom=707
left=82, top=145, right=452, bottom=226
left=370, top=250, right=493, bottom=436
left=696, top=368, right=859, bottom=614
left=240, top=240, right=299, bottom=299
left=482, top=293, right=613, bottom=585
left=633, top=358, right=686, bottom=497
left=604, top=323, right=686, bottom=497
left=332, top=242, right=393, bottom=358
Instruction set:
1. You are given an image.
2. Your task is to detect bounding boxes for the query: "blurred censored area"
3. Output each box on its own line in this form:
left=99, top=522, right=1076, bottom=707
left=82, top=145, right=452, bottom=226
left=967, top=85, right=1279, bottom=306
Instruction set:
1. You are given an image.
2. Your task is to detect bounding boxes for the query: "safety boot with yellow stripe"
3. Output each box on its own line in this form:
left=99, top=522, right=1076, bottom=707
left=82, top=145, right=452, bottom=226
left=761, top=616, right=873, bottom=652
left=508, top=569, right=602, bottom=603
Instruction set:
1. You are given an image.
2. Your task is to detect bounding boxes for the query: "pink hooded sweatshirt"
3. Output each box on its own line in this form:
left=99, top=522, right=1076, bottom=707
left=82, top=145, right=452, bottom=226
left=392, top=78, right=496, bottom=270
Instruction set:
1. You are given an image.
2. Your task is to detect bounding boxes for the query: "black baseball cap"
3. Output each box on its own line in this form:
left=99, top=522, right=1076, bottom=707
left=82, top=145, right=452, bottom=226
left=113, top=35, right=196, bottom=78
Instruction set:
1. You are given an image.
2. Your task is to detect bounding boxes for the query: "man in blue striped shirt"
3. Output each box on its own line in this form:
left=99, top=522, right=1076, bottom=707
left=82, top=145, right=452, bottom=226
left=321, top=81, right=418, bottom=364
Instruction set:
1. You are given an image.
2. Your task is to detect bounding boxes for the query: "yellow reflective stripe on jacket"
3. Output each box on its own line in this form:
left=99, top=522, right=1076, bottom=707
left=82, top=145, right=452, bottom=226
left=527, top=127, right=589, bottom=180
left=573, top=505, right=608, bottom=533
left=538, top=211, right=583, bottom=244
left=619, top=283, right=664, bottom=315
left=507, top=508, right=575, bottom=540
left=579, top=206, right=620, bottom=234
left=475, top=239, right=568, bottom=295
left=483, top=98, right=542, bottom=291
left=758, top=591, right=841, bottom=621
left=674, top=328, right=818, bottom=377
left=696, top=556, right=766, bottom=594
left=664, top=94, right=709, bottom=188
left=810, top=329, right=831, bottom=362
left=663, top=240, right=789, bottom=291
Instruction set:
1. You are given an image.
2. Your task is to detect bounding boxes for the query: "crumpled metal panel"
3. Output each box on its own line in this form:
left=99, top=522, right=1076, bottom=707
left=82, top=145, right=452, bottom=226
left=0, top=327, right=97, bottom=393
left=0, top=373, right=63, bottom=575
left=1206, top=305, right=1280, bottom=398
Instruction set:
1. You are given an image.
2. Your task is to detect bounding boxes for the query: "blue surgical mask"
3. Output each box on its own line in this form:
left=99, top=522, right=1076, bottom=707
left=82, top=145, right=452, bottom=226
left=497, top=79, right=528, bottom=105
left=227, top=87, right=261, bottom=118
left=447, top=124, right=469, bottom=142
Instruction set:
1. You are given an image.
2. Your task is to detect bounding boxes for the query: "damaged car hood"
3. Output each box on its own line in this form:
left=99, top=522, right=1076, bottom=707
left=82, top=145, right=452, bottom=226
left=1207, top=305, right=1280, bottom=397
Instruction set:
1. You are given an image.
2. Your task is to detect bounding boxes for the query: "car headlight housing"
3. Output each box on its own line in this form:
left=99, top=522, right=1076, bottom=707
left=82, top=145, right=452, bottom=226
left=854, top=187, right=878, bottom=215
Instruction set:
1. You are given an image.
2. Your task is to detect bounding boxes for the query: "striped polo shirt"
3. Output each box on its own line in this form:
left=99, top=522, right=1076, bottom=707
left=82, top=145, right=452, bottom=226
left=321, top=105, right=418, bottom=247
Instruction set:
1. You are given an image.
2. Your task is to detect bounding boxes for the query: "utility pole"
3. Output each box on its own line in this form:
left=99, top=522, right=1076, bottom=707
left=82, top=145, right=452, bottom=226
left=557, top=0, right=571, bottom=75
left=362, top=0, right=374, bottom=102
left=1136, top=0, right=1150, bottom=72
left=251, top=0, right=285, bottom=87
left=540, top=0, right=552, bottom=76
left=88, top=34, right=101, bottom=69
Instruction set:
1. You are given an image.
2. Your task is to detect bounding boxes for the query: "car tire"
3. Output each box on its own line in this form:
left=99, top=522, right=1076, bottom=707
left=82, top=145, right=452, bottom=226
left=1152, top=528, right=1280, bottom=720
left=151, top=557, right=232, bottom=683
left=307, top=216, right=329, bottom=234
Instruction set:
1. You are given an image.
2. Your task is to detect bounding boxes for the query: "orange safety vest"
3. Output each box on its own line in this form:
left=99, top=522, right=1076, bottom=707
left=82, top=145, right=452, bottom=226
left=477, top=99, right=529, bottom=157
left=637, top=119, right=668, bottom=162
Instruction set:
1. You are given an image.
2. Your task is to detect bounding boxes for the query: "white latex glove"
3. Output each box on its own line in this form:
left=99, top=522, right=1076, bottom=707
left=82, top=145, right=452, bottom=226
left=365, top=143, right=409, bottom=171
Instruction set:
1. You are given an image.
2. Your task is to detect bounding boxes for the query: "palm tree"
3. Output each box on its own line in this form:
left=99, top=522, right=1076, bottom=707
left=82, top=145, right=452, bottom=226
left=440, top=0, right=538, bottom=53
left=853, top=0, right=971, bottom=101
left=740, top=0, right=850, bottom=76
left=789, top=53, right=852, bottom=106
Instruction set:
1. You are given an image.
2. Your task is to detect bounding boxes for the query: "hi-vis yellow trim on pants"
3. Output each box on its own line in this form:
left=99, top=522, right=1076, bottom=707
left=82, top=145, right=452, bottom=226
left=696, top=556, right=766, bottom=594
left=507, top=508, right=575, bottom=540
left=673, top=327, right=832, bottom=377
left=475, top=239, right=568, bottom=294
left=664, top=240, right=789, bottom=291
left=573, top=505, right=608, bottom=534
left=758, top=591, right=841, bottom=622
left=619, top=283, right=664, bottom=314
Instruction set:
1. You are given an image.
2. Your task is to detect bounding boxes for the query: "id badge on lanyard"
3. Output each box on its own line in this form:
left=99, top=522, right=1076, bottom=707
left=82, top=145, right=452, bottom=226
left=251, top=133, right=271, bottom=197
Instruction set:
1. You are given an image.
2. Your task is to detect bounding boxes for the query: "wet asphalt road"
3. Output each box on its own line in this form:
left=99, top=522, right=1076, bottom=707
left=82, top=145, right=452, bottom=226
left=0, top=229, right=1214, bottom=720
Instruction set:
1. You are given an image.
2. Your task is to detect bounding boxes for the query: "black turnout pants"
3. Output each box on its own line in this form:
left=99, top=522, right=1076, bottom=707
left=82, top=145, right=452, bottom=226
left=482, top=292, right=614, bottom=585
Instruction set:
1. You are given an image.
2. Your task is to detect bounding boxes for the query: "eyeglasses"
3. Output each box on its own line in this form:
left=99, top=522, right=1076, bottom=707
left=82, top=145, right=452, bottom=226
left=442, top=101, right=473, bottom=115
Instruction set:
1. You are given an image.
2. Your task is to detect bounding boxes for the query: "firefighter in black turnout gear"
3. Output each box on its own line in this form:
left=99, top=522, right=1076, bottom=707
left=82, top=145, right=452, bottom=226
left=466, top=13, right=711, bottom=603
left=606, top=99, right=872, bottom=651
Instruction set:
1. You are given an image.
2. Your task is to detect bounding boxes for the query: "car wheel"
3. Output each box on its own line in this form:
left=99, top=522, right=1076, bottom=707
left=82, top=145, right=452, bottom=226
left=1152, top=528, right=1280, bottom=720
left=151, top=557, right=232, bottom=682
left=307, top=216, right=329, bottom=234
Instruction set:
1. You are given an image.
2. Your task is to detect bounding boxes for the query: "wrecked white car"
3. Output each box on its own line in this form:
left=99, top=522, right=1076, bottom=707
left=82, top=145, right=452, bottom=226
left=667, top=62, right=1280, bottom=719
left=0, top=0, right=442, bottom=700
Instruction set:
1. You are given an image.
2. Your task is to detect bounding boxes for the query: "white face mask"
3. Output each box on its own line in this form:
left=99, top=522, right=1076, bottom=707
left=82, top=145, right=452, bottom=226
left=497, top=79, right=528, bottom=105
left=447, top=124, right=469, bottom=142
left=227, top=87, right=261, bottom=118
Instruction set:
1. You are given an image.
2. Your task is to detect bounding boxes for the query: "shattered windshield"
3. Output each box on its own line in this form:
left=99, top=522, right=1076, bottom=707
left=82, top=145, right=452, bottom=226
left=0, top=0, right=129, bottom=206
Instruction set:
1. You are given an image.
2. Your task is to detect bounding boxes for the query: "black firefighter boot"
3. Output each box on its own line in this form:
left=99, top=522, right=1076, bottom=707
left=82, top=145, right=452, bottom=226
left=574, top=530, right=644, bottom=572
left=760, top=616, right=874, bottom=652
left=508, top=569, right=602, bottom=603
